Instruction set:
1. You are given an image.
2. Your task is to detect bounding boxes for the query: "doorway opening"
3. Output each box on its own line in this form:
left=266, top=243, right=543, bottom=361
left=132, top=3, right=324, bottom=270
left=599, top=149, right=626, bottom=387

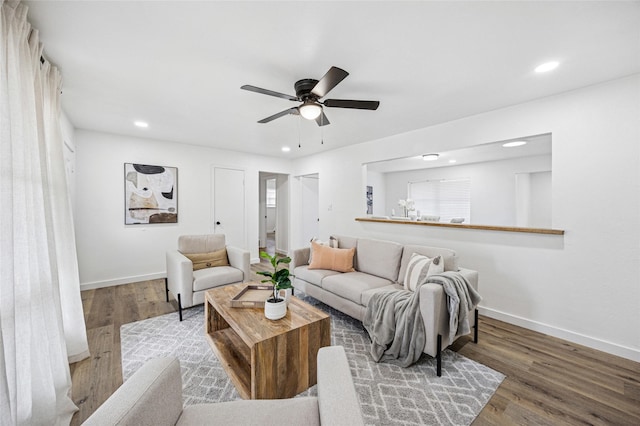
left=259, top=172, right=289, bottom=258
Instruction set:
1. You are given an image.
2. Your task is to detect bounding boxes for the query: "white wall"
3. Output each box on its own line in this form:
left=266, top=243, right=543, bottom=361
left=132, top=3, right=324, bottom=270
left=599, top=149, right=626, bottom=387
left=75, top=130, right=292, bottom=288
left=291, top=74, right=640, bottom=362
left=381, top=154, right=551, bottom=225
left=366, top=170, right=387, bottom=216
left=528, top=171, right=552, bottom=228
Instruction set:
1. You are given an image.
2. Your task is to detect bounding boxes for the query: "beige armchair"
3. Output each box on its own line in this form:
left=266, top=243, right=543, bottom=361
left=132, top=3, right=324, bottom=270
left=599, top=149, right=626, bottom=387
left=165, top=234, right=250, bottom=320
left=82, top=346, right=364, bottom=426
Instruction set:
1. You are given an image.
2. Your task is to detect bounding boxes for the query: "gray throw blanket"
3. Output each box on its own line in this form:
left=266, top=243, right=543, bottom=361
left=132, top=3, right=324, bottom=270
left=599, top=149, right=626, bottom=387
left=363, top=271, right=482, bottom=367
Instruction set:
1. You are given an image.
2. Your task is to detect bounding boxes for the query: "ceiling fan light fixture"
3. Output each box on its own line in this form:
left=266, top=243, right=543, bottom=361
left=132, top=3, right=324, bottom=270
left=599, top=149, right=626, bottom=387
left=299, top=101, right=322, bottom=120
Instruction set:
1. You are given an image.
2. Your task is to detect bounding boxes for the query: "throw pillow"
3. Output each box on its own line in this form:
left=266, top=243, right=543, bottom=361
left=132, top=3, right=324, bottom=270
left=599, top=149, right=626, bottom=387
left=404, top=253, right=444, bottom=291
left=308, top=236, right=338, bottom=263
left=184, top=248, right=229, bottom=271
left=308, top=241, right=355, bottom=273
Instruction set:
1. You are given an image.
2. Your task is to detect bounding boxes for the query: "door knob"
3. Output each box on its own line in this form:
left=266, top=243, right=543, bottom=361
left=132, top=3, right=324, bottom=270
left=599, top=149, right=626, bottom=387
left=216, top=221, right=221, bottom=225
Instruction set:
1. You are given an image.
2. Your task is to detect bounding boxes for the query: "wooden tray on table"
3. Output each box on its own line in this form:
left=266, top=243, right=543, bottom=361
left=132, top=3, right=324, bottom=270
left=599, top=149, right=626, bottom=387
left=229, top=284, right=274, bottom=308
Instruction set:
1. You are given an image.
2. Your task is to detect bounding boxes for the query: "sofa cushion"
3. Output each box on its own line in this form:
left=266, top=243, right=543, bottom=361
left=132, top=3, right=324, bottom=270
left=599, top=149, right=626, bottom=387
left=330, top=235, right=358, bottom=250
left=361, top=283, right=404, bottom=307
left=308, top=242, right=355, bottom=273
left=404, top=253, right=444, bottom=291
left=308, top=236, right=338, bottom=263
left=192, top=266, right=243, bottom=292
left=178, top=397, right=320, bottom=426
left=330, top=235, right=359, bottom=270
left=183, top=248, right=229, bottom=271
left=322, top=272, right=392, bottom=305
left=398, top=245, right=459, bottom=285
left=355, top=238, right=404, bottom=282
left=293, top=265, right=341, bottom=287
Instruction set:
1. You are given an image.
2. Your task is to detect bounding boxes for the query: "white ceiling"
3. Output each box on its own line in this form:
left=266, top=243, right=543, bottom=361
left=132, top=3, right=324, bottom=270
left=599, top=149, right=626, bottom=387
left=25, top=1, right=640, bottom=159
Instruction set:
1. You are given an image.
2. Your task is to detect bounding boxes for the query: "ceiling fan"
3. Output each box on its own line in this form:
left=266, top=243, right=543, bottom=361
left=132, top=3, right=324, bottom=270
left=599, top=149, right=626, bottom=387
left=241, top=66, right=380, bottom=126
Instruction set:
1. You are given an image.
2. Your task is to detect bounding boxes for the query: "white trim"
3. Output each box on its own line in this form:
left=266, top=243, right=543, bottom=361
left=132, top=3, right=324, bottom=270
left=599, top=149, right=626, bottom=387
left=80, top=272, right=166, bottom=291
left=251, top=257, right=261, bottom=264
left=480, top=306, right=640, bottom=362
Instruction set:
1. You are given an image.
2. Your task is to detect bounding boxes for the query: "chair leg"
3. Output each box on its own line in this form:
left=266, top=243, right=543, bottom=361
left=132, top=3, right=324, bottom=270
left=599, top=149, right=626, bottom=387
left=436, top=334, right=442, bottom=377
left=474, top=309, right=479, bottom=344
left=164, top=278, right=169, bottom=303
left=177, top=294, right=183, bottom=322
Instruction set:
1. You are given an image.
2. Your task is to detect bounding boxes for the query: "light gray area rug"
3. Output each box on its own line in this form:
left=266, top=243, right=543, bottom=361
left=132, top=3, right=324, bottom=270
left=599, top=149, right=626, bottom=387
left=121, top=295, right=504, bottom=426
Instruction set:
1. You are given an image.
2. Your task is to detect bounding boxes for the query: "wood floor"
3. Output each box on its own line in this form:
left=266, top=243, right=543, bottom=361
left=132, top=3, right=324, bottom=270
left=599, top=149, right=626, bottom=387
left=70, top=266, right=640, bottom=425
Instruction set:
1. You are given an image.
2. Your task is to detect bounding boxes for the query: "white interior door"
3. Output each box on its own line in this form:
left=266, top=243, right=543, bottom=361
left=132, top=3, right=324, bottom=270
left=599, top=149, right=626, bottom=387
left=213, top=167, right=245, bottom=248
left=301, top=174, right=319, bottom=241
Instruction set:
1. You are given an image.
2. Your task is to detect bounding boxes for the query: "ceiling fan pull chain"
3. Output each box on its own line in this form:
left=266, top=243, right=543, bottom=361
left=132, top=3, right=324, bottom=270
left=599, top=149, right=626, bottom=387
left=321, top=114, right=324, bottom=144
left=298, top=115, right=302, bottom=148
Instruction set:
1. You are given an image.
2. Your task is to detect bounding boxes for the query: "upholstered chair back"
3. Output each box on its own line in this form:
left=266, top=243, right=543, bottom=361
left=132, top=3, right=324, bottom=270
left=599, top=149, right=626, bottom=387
left=178, top=234, right=226, bottom=254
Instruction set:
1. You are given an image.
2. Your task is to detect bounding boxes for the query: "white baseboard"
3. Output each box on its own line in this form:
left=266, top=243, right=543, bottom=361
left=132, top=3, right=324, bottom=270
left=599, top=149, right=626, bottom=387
left=251, top=257, right=261, bottom=264
left=80, top=272, right=166, bottom=291
left=480, top=306, right=640, bottom=363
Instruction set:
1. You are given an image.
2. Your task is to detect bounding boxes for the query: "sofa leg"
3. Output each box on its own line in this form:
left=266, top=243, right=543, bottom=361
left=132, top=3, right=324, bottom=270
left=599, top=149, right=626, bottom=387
left=177, top=294, right=183, bottom=322
left=164, top=278, right=169, bottom=303
left=436, top=334, right=442, bottom=377
left=474, top=309, right=479, bottom=344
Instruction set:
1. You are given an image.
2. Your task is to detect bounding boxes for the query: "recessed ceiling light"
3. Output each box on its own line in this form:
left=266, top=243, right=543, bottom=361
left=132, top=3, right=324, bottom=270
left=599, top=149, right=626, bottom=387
left=281, top=146, right=291, bottom=152
left=535, top=61, right=559, bottom=73
left=449, top=159, right=457, bottom=164
left=134, top=121, right=149, bottom=128
left=503, top=141, right=527, bottom=148
left=422, top=153, right=439, bottom=161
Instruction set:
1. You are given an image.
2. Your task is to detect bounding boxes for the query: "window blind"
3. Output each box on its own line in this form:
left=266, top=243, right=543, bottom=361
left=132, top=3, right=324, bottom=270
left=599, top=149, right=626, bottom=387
left=408, top=178, right=471, bottom=223
left=266, top=187, right=276, bottom=207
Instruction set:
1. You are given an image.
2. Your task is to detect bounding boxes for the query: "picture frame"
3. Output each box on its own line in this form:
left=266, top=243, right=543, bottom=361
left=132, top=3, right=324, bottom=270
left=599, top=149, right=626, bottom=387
left=124, top=163, right=178, bottom=224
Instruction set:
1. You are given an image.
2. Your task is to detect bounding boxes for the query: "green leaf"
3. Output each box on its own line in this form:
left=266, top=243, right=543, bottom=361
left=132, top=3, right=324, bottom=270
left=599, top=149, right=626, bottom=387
left=256, top=271, right=272, bottom=278
left=259, top=251, right=271, bottom=260
left=273, top=268, right=289, bottom=280
left=276, top=256, right=291, bottom=266
left=278, top=278, right=292, bottom=289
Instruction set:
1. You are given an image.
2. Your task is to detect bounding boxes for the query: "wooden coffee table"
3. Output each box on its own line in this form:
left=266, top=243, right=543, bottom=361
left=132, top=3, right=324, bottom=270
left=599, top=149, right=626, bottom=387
left=204, top=282, right=331, bottom=399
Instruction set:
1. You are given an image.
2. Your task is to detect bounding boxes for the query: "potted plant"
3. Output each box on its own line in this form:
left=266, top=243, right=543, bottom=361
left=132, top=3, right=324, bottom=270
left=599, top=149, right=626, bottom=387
left=256, top=251, right=293, bottom=320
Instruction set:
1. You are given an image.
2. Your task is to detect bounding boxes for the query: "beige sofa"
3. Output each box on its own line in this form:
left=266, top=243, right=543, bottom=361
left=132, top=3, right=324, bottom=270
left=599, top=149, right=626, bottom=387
left=83, top=346, right=364, bottom=426
left=292, top=235, right=479, bottom=376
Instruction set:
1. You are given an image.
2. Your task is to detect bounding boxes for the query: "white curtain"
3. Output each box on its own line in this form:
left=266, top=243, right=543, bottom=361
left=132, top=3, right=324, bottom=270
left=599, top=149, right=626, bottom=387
left=1, top=1, right=88, bottom=424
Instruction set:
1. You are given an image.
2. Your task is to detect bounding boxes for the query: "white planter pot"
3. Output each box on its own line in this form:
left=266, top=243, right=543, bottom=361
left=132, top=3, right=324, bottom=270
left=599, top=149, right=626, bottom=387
left=264, top=298, right=287, bottom=320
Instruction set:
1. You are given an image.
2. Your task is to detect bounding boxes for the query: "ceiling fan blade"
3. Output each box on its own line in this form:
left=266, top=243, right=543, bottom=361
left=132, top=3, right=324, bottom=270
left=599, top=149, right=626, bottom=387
left=241, top=85, right=298, bottom=102
left=257, top=107, right=299, bottom=123
left=315, top=111, right=330, bottom=127
left=311, top=66, right=349, bottom=98
left=323, top=99, right=380, bottom=110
